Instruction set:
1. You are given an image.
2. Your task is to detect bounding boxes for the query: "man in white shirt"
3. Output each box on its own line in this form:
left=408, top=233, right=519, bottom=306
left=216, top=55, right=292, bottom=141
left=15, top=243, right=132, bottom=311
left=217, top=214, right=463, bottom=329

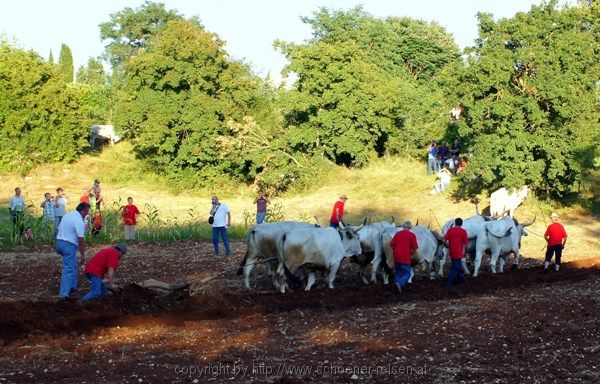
left=56, top=202, right=90, bottom=300
left=8, top=187, right=26, bottom=240
left=210, top=195, right=231, bottom=256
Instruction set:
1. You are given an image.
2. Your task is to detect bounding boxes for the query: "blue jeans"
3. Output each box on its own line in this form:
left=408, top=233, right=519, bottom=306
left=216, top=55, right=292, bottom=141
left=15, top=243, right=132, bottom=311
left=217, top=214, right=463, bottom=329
left=56, top=239, right=79, bottom=297
left=329, top=222, right=339, bottom=228
left=427, top=158, right=438, bottom=175
left=256, top=212, right=266, bottom=224
left=81, top=274, right=107, bottom=301
left=212, top=226, right=230, bottom=256
left=394, top=263, right=412, bottom=290
left=446, top=258, right=465, bottom=287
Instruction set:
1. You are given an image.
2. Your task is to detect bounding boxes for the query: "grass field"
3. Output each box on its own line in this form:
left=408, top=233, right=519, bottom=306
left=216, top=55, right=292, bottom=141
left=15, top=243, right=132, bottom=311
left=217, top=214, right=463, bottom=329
left=1, top=142, right=598, bottom=260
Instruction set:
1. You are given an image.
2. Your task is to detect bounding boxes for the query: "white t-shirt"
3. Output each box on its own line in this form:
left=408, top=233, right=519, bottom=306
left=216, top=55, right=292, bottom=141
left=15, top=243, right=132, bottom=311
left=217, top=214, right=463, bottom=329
left=55, top=196, right=67, bottom=217
left=211, top=203, right=230, bottom=227
left=56, top=210, right=85, bottom=245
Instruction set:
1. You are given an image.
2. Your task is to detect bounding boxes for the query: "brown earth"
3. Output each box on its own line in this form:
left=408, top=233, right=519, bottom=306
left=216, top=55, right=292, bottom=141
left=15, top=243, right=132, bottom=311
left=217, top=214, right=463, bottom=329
left=0, top=240, right=599, bottom=383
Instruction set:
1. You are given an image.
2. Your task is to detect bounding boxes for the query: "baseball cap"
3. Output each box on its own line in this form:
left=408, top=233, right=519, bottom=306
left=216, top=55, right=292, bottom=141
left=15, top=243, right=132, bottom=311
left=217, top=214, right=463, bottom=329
left=114, top=243, right=128, bottom=254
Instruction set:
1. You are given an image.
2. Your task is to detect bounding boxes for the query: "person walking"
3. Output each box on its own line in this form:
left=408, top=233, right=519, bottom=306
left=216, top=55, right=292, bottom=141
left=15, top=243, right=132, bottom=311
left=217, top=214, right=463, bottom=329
left=444, top=217, right=468, bottom=288
left=92, top=179, right=103, bottom=210
left=254, top=193, right=270, bottom=224
left=122, top=197, right=140, bottom=241
left=329, top=194, right=348, bottom=228
left=81, top=243, right=127, bottom=301
left=54, top=187, right=69, bottom=236
left=542, top=212, right=568, bottom=273
left=210, top=195, right=231, bottom=256
left=56, top=202, right=90, bottom=300
left=9, top=187, right=26, bottom=240
left=389, top=221, right=418, bottom=293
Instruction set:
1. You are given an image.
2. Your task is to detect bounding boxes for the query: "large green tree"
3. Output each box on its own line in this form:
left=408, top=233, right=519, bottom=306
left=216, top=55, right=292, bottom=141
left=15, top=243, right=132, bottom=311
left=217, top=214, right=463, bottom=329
left=275, top=7, right=460, bottom=166
left=57, top=43, right=74, bottom=83
left=114, top=19, right=272, bottom=187
left=0, top=41, right=94, bottom=172
left=450, top=1, right=600, bottom=198
left=99, top=1, right=184, bottom=69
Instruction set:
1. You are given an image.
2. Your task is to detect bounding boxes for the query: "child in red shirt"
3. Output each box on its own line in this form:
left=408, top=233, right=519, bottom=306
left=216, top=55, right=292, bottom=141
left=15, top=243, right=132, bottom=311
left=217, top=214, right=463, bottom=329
left=122, top=197, right=140, bottom=241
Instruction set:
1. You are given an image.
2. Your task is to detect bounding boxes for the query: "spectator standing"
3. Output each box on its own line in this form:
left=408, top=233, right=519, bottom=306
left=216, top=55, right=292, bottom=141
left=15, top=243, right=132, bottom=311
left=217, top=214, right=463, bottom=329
left=437, top=142, right=449, bottom=172
left=40, top=192, right=55, bottom=226
left=92, top=179, right=103, bottom=210
left=81, top=243, right=127, bottom=301
left=388, top=221, right=418, bottom=293
left=56, top=202, right=91, bottom=300
left=9, top=187, right=26, bottom=239
left=210, top=196, right=231, bottom=256
left=122, top=197, right=140, bottom=241
left=443, top=218, right=468, bottom=288
left=542, top=212, right=568, bottom=273
left=254, top=193, right=270, bottom=224
left=450, top=139, right=461, bottom=158
left=426, top=141, right=438, bottom=175
left=329, top=194, right=348, bottom=228
left=54, top=187, right=69, bottom=236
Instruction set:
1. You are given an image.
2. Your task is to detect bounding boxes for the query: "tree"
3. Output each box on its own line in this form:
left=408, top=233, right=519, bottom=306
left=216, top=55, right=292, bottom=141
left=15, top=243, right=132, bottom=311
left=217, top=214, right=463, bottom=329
left=275, top=7, right=459, bottom=166
left=450, top=1, right=600, bottom=198
left=99, top=1, right=184, bottom=69
left=0, top=41, right=94, bottom=173
left=48, top=50, right=54, bottom=65
left=57, top=43, right=74, bottom=83
left=114, top=19, right=271, bottom=187
left=76, top=58, right=107, bottom=86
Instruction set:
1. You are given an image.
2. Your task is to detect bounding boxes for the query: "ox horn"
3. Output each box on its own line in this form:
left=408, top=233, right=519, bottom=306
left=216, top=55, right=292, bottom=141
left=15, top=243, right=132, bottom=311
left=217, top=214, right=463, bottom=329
left=522, top=214, right=537, bottom=227
left=338, top=221, right=346, bottom=230
left=391, top=216, right=396, bottom=226
left=313, top=216, right=322, bottom=227
left=354, top=217, right=367, bottom=232
left=475, top=203, right=480, bottom=216
left=416, top=218, right=419, bottom=227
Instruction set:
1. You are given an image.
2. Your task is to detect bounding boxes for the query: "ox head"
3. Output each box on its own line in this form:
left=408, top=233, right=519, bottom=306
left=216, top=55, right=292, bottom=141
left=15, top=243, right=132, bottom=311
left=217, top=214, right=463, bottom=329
left=337, top=226, right=362, bottom=258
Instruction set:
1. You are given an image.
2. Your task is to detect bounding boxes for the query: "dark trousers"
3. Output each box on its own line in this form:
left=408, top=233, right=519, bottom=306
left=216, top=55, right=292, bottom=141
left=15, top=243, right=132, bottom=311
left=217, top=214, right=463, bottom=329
left=446, top=258, right=465, bottom=287
left=545, top=244, right=564, bottom=265
left=10, top=211, right=24, bottom=238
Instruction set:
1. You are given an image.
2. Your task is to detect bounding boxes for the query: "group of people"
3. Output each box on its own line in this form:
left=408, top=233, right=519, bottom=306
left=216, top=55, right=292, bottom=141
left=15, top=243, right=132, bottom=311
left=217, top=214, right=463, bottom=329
left=389, top=213, right=568, bottom=294
left=426, top=139, right=468, bottom=195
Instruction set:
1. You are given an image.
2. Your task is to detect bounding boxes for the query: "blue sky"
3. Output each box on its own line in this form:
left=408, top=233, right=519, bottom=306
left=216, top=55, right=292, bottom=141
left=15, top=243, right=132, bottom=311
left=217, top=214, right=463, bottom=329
left=1, top=0, right=570, bottom=84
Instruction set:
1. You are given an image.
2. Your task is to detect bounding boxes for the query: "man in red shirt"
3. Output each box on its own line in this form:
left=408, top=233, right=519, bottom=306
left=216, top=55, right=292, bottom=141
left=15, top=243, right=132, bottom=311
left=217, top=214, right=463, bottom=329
left=81, top=243, right=127, bottom=301
left=389, top=221, right=418, bottom=293
left=122, top=197, right=140, bottom=241
left=543, top=212, right=568, bottom=273
left=443, top=217, right=469, bottom=288
left=329, top=194, right=348, bottom=228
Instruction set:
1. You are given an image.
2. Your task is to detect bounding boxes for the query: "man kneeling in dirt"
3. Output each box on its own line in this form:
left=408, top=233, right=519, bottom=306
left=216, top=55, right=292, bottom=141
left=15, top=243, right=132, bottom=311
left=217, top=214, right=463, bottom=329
left=81, top=243, right=127, bottom=301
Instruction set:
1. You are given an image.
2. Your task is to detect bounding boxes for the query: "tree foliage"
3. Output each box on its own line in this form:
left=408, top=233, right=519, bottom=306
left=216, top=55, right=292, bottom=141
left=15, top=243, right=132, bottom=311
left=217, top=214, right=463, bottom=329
left=276, top=7, right=460, bottom=166
left=450, top=1, right=600, bottom=198
left=57, top=43, right=74, bottom=83
left=99, top=1, right=184, bottom=69
left=0, top=41, right=94, bottom=173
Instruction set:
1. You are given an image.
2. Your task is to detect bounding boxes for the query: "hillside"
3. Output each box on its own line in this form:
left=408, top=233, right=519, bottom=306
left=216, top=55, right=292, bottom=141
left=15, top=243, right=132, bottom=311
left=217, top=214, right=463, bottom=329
left=1, top=142, right=598, bottom=260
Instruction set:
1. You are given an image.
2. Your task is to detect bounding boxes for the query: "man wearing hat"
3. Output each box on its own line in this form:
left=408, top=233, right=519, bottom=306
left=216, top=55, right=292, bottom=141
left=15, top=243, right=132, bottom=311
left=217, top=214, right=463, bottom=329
left=81, top=243, right=127, bottom=301
left=329, top=194, right=348, bottom=228
left=542, top=212, right=568, bottom=273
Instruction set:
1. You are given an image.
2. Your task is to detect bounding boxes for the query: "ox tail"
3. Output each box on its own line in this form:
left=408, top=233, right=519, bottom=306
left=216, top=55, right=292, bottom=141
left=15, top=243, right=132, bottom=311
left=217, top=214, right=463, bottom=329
left=236, top=229, right=256, bottom=276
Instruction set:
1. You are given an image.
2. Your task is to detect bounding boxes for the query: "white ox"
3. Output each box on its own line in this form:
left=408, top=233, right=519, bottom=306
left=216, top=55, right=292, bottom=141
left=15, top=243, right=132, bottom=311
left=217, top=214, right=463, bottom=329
left=90, top=125, right=121, bottom=148
left=490, top=186, right=528, bottom=218
left=380, top=225, right=446, bottom=283
left=236, top=221, right=316, bottom=290
left=438, top=215, right=487, bottom=276
left=275, top=224, right=363, bottom=293
left=351, top=220, right=395, bottom=284
left=473, top=216, right=534, bottom=277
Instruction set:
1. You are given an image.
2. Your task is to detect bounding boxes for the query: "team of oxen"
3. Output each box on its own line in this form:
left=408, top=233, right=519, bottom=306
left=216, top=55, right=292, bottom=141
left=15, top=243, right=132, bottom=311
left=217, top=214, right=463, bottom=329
left=236, top=187, right=533, bottom=293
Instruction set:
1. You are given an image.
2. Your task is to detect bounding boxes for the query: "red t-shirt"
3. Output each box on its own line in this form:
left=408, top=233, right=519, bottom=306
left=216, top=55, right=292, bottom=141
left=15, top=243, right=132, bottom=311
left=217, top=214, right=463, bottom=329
left=122, top=204, right=140, bottom=225
left=444, top=226, right=468, bottom=259
left=544, top=223, right=567, bottom=246
left=389, top=229, right=418, bottom=265
left=84, top=247, right=121, bottom=279
left=79, top=196, right=90, bottom=204
left=329, top=201, right=345, bottom=223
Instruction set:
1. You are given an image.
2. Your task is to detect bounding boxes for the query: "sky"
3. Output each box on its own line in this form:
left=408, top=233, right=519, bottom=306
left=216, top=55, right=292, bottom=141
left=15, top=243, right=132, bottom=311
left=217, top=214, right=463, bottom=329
left=0, top=0, right=571, bottom=85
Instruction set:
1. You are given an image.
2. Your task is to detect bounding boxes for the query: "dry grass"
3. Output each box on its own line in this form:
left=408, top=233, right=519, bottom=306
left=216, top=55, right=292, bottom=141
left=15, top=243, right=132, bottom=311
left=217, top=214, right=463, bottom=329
left=1, top=143, right=598, bottom=260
